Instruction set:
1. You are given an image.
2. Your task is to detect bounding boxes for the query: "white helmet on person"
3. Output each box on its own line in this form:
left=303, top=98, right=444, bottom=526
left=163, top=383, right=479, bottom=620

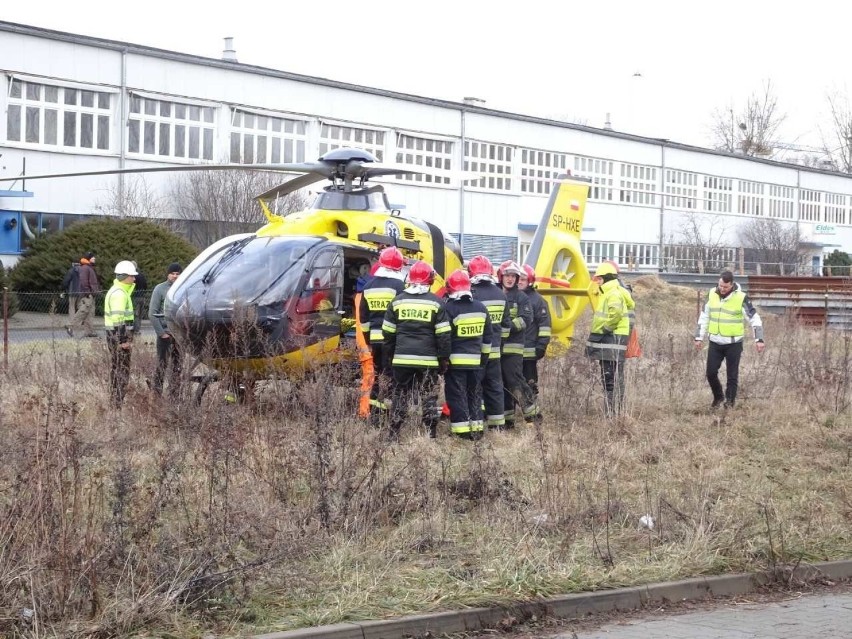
left=114, top=260, right=139, bottom=276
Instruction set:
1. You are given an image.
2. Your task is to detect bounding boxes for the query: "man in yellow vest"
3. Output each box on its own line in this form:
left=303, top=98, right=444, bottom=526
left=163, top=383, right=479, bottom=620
left=694, top=270, right=765, bottom=409
left=585, top=261, right=631, bottom=417
left=104, top=260, right=138, bottom=408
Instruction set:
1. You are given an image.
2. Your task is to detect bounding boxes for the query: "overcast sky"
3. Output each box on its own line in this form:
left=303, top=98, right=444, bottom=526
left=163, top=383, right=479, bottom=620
left=3, top=0, right=848, bottom=154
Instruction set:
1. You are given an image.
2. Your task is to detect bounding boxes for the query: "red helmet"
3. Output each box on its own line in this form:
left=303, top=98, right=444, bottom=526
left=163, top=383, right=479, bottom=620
left=407, top=260, right=435, bottom=286
left=369, top=262, right=380, bottom=276
left=446, top=269, right=471, bottom=294
left=498, top=260, right=522, bottom=278
left=378, top=246, right=404, bottom=271
left=521, top=264, right=536, bottom=285
left=467, top=255, right=493, bottom=277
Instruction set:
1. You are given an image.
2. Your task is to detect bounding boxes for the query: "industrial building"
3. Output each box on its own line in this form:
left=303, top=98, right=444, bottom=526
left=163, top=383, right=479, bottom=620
left=1, top=20, right=850, bottom=273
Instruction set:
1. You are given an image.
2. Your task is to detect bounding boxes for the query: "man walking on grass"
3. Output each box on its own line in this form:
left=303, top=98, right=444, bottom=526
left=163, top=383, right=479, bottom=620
left=694, top=270, right=765, bottom=409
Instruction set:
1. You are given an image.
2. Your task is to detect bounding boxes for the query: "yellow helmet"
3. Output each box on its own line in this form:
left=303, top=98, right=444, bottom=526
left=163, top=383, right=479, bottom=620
left=593, top=261, right=619, bottom=277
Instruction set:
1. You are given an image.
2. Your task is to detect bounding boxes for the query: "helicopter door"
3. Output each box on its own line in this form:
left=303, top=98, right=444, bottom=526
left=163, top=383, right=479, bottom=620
left=292, top=247, right=343, bottom=339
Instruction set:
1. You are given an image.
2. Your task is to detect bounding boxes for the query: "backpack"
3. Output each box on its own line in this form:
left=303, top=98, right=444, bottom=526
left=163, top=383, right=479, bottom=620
left=62, top=264, right=81, bottom=295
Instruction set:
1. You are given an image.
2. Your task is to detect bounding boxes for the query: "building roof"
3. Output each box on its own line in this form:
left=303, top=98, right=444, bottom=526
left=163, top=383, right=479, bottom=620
left=2, top=20, right=852, bottom=181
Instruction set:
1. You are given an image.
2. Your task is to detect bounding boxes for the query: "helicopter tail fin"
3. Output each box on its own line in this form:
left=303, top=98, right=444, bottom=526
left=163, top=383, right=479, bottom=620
left=523, top=176, right=594, bottom=347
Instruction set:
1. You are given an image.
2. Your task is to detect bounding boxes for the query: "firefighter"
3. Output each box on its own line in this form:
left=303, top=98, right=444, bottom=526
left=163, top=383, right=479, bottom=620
left=358, top=247, right=406, bottom=424
left=467, top=255, right=511, bottom=429
left=518, top=264, right=551, bottom=414
left=382, top=261, right=451, bottom=441
left=585, top=261, right=630, bottom=417
left=498, top=260, right=535, bottom=426
left=443, top=269, right=492, bottom=439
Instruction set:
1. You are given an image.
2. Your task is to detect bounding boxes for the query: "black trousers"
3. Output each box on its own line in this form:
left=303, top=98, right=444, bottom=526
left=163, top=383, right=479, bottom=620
left=445, top=368, right=483, bottom=434
left=107, top=333, right=132, bottom=407
left=479, top=357, right=505, bottom=427
left=706, top=340, right=743, bottom=405
left=390, top=367, right=440, bottom=439
left=599, top=359, right=625, bottom=417
left=502, top=353, right=533, bottom=423
left=523, top=358, right=539, bottom=398
left=153, top=335, right=182, bottom=397
left=369, top=343, right=391, bottom=422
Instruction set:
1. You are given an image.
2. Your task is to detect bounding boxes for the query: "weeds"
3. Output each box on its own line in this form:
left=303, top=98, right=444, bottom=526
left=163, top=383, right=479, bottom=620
left=1, top=282, right=851, bottom=637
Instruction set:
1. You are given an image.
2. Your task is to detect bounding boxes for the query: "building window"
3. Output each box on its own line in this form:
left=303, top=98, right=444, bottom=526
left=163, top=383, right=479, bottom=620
left=319, top=124, right=385, bottom=160
left=800, top=189, right=821, bottom=222
left=230, top=110, right=307, bottom=164
left=394, top=134, right=453, bottom=184
left=619, top=163, right=657, bottom=205
left=823, top=192, right=846, bottom=225
left=464, top=140, right=514, bottom=191
left=6, top=78, right=111, bottom=150
left=128, top=96, right=215, bottom=160
left=703, top=175, right=732, bottom=213
left=768, top=185, right=795, bottom=220
left=519, top=148, right=567, bottom=195
left=737, top=180, right=764, bottom=216
left=665, top=169, right=698, bottom=209
left=574, top=155, right=614, bottom=201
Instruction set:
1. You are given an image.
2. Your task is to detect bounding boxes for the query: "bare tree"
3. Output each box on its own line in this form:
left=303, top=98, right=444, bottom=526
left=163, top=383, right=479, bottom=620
left=709, top=81, right=786, bottom=157
left=667, top=212, right=732, bottom=273
left=821, top=91, right=852, bottom=174
left=169, top=169, right=309, bottom=248
left=738, top=217, right=804, bottom=275
left=93, top=176, right=166, bottom=218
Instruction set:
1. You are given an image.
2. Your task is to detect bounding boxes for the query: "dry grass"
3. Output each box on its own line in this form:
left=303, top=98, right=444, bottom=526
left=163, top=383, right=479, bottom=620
left=1, top=282, right=851, bottom=638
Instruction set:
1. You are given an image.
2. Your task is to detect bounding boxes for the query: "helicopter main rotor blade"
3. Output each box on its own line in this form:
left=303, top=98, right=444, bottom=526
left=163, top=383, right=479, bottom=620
left=0, top=162, right=331, bottom=183
left=255, top=172, right=327, bottom=201
left=360, top=162, right=484, bottom=182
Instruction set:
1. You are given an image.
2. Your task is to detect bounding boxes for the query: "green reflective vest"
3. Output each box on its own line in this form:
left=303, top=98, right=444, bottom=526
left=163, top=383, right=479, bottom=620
left=707, top=289, right=745, bottom=337
left=104, top=279, right=135, bottom=330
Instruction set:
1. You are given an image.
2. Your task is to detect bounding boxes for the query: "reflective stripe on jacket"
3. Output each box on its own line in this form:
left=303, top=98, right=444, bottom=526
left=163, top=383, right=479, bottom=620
left=585, top=279, right=629, bottom=362
left=523, top=287, right=552, bottom=359
left=359, top=275, right=405, bottom=343
left=104, top=279, right=135, bottom=334
left=445, top=296, right=492, bottom=368
left=382, top=291, right=451, bottom=368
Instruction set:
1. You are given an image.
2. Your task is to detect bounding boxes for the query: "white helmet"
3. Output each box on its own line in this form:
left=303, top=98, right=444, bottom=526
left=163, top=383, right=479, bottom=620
left=114, top=260, right=139, bottom=276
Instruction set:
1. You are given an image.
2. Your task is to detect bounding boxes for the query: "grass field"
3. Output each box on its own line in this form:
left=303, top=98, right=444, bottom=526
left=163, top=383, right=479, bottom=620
left=1, top=276, right=850, bottom=638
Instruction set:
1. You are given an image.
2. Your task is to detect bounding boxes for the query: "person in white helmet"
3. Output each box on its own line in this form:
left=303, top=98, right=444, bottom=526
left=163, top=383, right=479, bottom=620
left=104, top=260, right=138, bottom=407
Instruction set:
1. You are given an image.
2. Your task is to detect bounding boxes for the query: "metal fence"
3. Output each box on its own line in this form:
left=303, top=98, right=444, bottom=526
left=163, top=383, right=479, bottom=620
left=1, top=289, right=155, bottom=369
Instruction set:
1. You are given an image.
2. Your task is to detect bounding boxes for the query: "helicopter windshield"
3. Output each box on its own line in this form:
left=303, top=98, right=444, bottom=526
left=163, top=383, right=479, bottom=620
left=311, top=190, right=389, bottom=212
left=169, top=235, right=325, bottom=312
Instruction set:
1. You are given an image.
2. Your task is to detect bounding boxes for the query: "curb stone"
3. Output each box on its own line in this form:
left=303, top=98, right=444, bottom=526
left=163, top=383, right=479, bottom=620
left=250, top=559, right=852, bottom=639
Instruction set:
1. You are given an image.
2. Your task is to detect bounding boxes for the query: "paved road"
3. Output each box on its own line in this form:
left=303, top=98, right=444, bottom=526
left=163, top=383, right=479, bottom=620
left=557, top=591, right=852, bottom=638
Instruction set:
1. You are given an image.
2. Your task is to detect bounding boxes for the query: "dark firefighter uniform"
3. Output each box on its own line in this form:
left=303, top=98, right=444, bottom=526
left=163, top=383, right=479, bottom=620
left=444, top=295, right=492, bottom=437
left=382, top=290, right=451, bottom=439
left=522, top=285, right=552, bottom=403
left=501, top=284, right=535, bottom=425
left=358, top=270, right=405, bottom=421
left=470, top=277, right=511, bottom=428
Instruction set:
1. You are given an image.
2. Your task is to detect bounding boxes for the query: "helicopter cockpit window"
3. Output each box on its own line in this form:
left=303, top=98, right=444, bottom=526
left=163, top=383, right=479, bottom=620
left=312, top=191, right=388, bottom=212
left=296, top=249, right=342, bottom=314
left=169, top=235, right=324, bottom=313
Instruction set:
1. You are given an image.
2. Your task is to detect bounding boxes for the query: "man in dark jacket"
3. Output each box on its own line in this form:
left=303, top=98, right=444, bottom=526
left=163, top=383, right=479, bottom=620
left=61, top=257, right=82, bottom=321
left=131, top=261, right=148, bottom=333
left=382, top=260, right=451, bottom=441
left=443, top=269, right=491, bottom=439
left=358, top=247, right=406, bottom=424
left=148, top=262, right=183, bottom=398
left=468, top=255, right=511, bottom=430
left=519, top=264, right=552, bottom=415
left=498, top=260, right=535, bottom=426
left=66, top=251, right=100, bottom=337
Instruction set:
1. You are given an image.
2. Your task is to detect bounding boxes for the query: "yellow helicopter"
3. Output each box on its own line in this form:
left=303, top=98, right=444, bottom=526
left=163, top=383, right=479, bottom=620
left=0, top=147, right=594, bottom=389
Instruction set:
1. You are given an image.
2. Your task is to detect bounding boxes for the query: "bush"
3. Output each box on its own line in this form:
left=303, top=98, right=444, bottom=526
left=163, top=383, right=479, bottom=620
left=10, top=218, right=198, bottom=293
